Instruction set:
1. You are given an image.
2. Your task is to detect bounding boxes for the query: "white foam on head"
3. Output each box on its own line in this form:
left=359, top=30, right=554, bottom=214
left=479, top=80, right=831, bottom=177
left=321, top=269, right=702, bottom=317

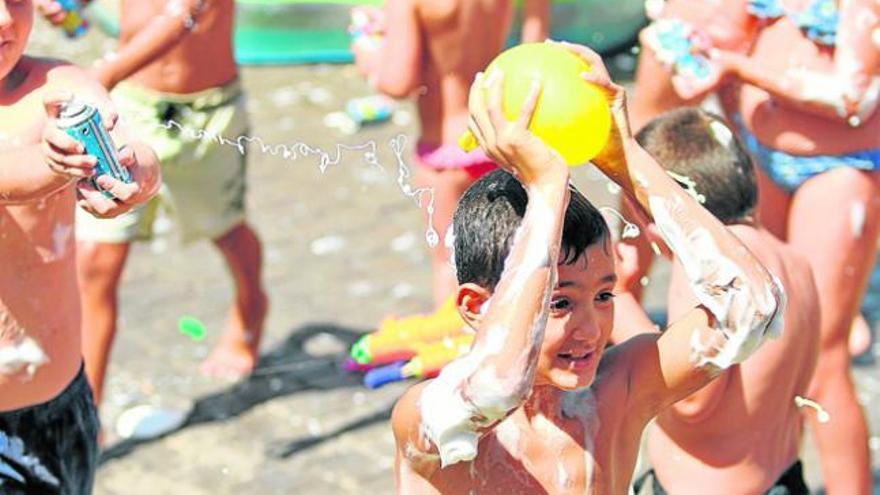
left=665, top=172, right=707, bottom=204
left=709, top=120, right=734, bottom=148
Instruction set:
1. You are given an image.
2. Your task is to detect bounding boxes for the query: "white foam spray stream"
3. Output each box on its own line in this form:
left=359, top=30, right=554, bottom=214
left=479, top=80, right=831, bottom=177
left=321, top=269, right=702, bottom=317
left=599, top=207, right=641, bottom=239
left=152, top=119, right=439, bottom=246
left=795, top=395, right=831, bottom=423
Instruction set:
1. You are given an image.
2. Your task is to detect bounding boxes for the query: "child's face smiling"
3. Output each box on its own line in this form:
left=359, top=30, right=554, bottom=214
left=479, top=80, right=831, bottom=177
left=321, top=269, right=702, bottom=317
left=535, top=240, right=616, bottom=391
left=0, top=0, right=32, bottom=81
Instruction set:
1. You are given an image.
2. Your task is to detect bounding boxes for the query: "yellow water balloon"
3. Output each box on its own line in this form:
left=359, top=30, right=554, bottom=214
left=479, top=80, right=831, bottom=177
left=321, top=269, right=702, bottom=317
left=460, top=42, right=611, bottom=167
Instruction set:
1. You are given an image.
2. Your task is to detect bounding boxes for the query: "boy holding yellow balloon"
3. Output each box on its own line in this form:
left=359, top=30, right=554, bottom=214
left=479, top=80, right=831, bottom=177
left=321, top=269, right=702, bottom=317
left=390, top=41, right=785, bottom=494
left=352, top=0, right=550, bottom=315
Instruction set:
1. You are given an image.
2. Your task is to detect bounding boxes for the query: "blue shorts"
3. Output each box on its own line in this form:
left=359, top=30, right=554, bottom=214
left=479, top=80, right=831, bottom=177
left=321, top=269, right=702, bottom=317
left=732, top=115, right=880, bottom=192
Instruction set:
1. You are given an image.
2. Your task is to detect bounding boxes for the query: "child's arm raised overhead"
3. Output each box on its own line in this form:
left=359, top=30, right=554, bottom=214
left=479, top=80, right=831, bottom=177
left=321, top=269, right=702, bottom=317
left=392, top=72, right=569, bottom=476
left=566, top=43, right=784, bottom=417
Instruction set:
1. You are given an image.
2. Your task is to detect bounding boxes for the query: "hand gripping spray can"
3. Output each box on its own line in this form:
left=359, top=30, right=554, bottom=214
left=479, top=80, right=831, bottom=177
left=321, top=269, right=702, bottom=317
left=57, top=0, right=89, bottom=38
left=56, top=100, right=131, bottom=195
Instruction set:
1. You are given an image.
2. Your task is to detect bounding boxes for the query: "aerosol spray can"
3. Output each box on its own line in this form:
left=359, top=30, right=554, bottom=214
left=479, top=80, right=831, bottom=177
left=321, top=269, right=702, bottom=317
left=57, top=0, right=89, bottom=38
left=56, top=100, right=131, bottom=195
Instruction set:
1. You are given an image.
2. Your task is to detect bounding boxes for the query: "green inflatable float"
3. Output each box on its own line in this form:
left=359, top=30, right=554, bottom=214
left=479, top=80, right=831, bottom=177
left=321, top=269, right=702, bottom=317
left=87, top=0, right=646, bottom=65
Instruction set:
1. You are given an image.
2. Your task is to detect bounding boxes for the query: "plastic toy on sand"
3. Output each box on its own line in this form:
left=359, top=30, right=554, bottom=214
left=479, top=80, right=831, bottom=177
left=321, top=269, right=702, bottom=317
left=57, top=0, right=89, bottom=38
left=460, top=42, right=612, bottom=167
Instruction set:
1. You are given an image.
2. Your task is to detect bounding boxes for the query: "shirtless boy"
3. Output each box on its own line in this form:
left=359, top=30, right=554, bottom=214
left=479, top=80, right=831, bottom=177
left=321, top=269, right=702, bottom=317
left=1, top=0, right=159, bottom=490
left=630, top=1, right=879, bottom=491
left=37, top=0, right=269, bottom=402
left=619, top=108, right=820, bottom=495
left=390, top=42, right=784, bottom=495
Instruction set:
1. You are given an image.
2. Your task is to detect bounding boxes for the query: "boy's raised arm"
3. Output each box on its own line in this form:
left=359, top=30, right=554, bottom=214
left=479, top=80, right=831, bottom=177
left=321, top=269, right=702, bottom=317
left=393, top=72, right=569, bottom=474
left=567, top=43, right=783, bottom=416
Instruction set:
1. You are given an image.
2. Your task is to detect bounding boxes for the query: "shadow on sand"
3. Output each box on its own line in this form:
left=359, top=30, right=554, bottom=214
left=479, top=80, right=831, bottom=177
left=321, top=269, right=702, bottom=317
left=99, top=322, right=395, bottom=464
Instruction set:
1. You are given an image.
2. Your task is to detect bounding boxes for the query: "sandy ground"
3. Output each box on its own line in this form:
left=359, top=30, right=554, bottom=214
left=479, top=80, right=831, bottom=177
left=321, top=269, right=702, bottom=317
left=21, top=18, right=880, bottom=495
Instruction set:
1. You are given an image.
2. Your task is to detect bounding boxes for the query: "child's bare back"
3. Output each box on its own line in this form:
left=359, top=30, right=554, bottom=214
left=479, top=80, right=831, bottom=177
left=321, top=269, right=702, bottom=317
left=649, top=227, right=819, bottom=494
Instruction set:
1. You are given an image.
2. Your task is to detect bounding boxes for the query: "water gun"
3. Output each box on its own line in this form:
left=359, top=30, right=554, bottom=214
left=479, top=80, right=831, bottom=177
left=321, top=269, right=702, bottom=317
left=349, top=296, right=466, bottom=366
left=364, top=333, right=474, bottom=389
left=57, top=0, right=89, bottom=38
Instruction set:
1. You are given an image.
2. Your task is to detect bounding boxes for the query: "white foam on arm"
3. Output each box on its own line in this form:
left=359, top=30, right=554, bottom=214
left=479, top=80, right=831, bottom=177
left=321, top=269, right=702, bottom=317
left=649, top=195, right=785, bottom=369
left=419, top=188, right=564, bottom=468
left=620, top=143, right=784, bottom=371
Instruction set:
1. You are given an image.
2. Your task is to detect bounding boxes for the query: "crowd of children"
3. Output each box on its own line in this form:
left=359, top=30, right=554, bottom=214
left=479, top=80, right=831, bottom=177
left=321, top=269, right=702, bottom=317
left=0, top=0, right=877, bottom=493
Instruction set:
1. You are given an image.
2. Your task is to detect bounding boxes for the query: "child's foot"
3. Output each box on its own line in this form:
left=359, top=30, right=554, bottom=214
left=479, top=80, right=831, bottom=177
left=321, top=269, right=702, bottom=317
left=199, top=333, right=259, bottom=380
left=200, top=292, right=268, bottom=380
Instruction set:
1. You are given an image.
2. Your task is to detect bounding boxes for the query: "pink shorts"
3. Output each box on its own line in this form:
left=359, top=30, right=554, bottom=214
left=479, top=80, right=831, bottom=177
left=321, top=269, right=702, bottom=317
left=416, top=142, right=497, bottom=179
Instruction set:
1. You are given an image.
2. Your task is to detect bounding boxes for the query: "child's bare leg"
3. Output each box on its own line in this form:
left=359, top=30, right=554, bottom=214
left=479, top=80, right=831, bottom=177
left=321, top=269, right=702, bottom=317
left=78, top=241, right=132, bottom=406
left=416, top=165, right=475, bottom=309
left=787, top=168, right=879, bottom=495
left=200, top=222, right=268, bottom=379
left=754, top=166, right=792, bottom=240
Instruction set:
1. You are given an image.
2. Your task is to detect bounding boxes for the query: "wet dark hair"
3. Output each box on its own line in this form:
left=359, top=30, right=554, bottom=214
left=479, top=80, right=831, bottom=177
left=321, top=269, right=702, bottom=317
left=453, top=169, right=610, bottom=290
left=636, top=107, right=757, bottom=225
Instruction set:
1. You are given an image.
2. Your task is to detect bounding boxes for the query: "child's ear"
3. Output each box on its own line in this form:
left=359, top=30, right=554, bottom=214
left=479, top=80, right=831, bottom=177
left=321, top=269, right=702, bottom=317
left=456, top=283, right=492, bottom=330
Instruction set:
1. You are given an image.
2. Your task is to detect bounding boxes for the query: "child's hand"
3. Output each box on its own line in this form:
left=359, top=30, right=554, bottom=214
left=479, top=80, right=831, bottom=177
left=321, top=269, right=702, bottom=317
left=75, top=145, right=155, bottom=218
left=467, top=69, right=568, bottom=187
left=670, top=49, right=740, bottom=100
left=41, top=92, right=107, bottom=180
left=556, top=41, right=633, bottom=181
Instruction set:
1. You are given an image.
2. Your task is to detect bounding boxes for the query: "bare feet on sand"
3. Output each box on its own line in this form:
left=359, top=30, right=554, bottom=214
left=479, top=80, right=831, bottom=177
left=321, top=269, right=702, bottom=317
left=200, top=292, right=268, bottom=380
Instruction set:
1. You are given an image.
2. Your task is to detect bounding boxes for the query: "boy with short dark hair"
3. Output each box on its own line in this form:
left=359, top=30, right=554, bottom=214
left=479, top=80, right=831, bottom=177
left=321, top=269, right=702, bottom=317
left=391, top=43, right=785, bottom=494
left=620, top=108, right=820, bottom=495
